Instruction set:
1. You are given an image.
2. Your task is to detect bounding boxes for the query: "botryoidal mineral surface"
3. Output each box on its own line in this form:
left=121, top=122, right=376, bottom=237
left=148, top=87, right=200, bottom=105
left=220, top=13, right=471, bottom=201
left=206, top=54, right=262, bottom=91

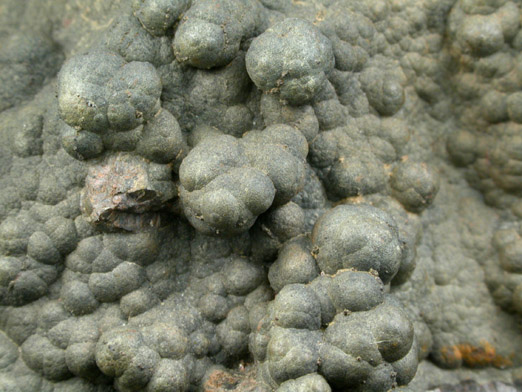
left=0, top=0, right=522, bottom=391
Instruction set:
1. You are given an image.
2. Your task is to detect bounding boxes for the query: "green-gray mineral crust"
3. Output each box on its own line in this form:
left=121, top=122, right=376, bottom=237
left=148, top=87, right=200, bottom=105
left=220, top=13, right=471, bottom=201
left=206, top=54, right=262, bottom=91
left=1, top=0, right=522, bottom=391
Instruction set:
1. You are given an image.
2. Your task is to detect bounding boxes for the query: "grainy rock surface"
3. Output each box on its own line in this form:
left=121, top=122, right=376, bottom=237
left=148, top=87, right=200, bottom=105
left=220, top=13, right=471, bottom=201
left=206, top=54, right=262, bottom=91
left=1, top=0, right=522, bottom=391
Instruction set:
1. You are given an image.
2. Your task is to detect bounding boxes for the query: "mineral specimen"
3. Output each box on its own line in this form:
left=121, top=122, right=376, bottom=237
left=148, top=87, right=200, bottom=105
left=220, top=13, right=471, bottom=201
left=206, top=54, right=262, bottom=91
left=0, top=0, right=522, bottom=391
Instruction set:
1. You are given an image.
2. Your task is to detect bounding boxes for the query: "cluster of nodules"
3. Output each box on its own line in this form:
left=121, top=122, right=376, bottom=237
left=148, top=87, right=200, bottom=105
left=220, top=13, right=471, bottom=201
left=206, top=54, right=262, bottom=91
left=443, top=0, right=522, bottom=316
left=57, top=49, right=186, bottom=230
left=0, top=214, right=79, bottom=307
left=0, top=103, right=89, bottom=308
left=180, top=124, right=308, bottom=235
left=251, top=205, right=418, bottom=391
left=1, top=222, right=277, bottom=391
left=0, top=0, right=458, bottom=390
left=310, top=117, right=439, bottom=211
left=489, top=222, right=522, bottom=316
left=445, top=0, right=522, bottom=208
left=91, top=253, right=270, bottom=392
left=0, top=138, right=88, bottom=307
left=55, top=0, right=443, bottom=235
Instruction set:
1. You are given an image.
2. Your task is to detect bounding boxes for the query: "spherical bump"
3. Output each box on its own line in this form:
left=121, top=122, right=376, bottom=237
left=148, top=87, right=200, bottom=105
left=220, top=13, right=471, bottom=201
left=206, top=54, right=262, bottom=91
left=146, top=359, right=189, bottom=392
left=326, top=154, right=386, bottom=198
left=133, top=0, right=190, bottom=36
left=360, top=67, right=405, bottom=116
left=120, top=288, right=158, bottom=318
left=189, top=331, right=211, bottom=358
left=58, top=51, right=126, bottom=132
left=309, top=132, right=338, bottom=169
left=106, top=61, right=162, bottom=131
left=312, top=204, right=402, bottom=284
left=174, top=19, right=228, bottom=69
left=198, top=188, right=244, bottom=231
left=65, top=342, right=99, bottom=379
left=273, top=284, right=321, bottom=330
left=390, top=161, right=440, bottom=213
left=61, top=281, right=99, bottom=315
left=246, top=18, right=334, bottom=105
left=117, top=346, right=160, bottom=390
left=499, top=239, right=522, bottom=273
left=222, top=105, right=254, bottom=137
left=267, top=328, right=321, bottom=384
left=173, top=0, right=259, bottom=69
left=217, top=305, right=250, bottom=357
left=391, top=338, right=419, bottom=386
left=257, top=124, right=309, bottom=160
left=260, top=94, right=320, bottom=143
left=459, top=15, right=504, bottom=57
left=6, top=270, right=48, bottom=305
left=113, top=261, right=146, bottom=295
left=95, top=328, right=143, bottom=377
left=69, top=236, right=103, bottom=273
left=328, top=271, right=384, bottom=312
left=180, top=127, right=310, bottom=235
left=369, top=299, right=414, bottom=363
left=44, top=217, right=78, bottom=255
left=61, top=126, right=104, bottom=160
left=198, top=293, right=229, bottom=322
left=276, top=373, right=331, bottom=392
left=47, top=318, right=74, bottom=349
left=22, top=334, right=71, bottom=381
left=312, top=98, right=347, bottom=131
left=27, top=231, right=62, bottom=265
left=223, top=257, right=264, bottom=296
left=251, top=201, right=306, bottom=262
left=212, top=167, right=276, bottom=217
left=268, top=236, right=319, bottom=293
left=136, top=109, right=186, bottom=164
left=308, top=275, right=336, bottom=326
left=142, top=323, right=188, bottom=359
left=179, top=135, right=244, bottom=193
left=447, top=129, right=477, bottom=166
left=362, top=363, right=396, bottom=392
left=89, top=262, right=145, bottom=302
left=318, top=343, right=372, bottom=389
left=104, top=231, right=160, bottom=266
left=507, top=92, right=522, bottom=124
left=481, top=91, right=508, bottom=123
left=182, top=166, right=275, bottom=235
left=324, top=314, right=382, bottom=366
left=242, top=142, right=305, bottom=206
left=0, top=215, right=36, bottom=255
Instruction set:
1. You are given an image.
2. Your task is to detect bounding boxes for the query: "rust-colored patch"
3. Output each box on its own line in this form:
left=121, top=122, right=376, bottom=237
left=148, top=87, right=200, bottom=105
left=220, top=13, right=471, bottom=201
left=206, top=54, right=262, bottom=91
left=314, top=10, right=325, bottom=24
left=334, top=195, right=367, bottom=206
left=440, top=345, right=463, bottom=367
left=441, top=341, right=513, bottom=369
left=203, top=366, right=259, bottom=392
left=81, top=153, right=175, bottom=231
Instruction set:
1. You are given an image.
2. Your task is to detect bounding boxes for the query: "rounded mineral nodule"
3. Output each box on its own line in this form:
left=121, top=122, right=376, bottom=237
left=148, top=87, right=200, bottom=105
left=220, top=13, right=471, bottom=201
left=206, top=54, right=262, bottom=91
left=311, top=204, right=402, bottom=284
left=246, top=18, right=335, bottom=105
